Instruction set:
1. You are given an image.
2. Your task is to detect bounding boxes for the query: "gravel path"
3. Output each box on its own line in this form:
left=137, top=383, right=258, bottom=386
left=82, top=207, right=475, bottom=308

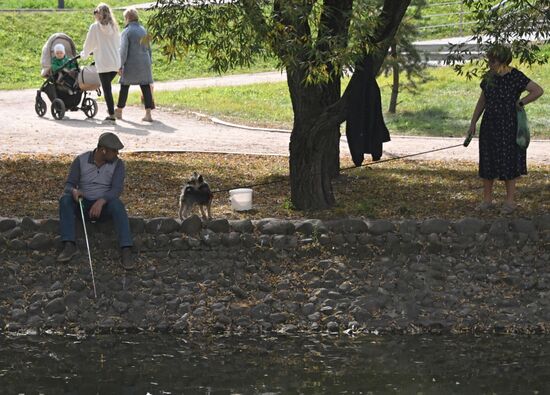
left=1, top=72, right=548, bottom=164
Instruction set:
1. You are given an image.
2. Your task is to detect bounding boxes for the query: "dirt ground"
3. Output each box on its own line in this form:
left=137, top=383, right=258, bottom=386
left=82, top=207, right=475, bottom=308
left=1, top=72, right=548, bottom=164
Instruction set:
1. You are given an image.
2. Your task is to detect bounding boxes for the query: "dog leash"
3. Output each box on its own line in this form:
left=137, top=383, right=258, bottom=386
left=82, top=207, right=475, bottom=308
left=210, top=141, right=467, bottom=194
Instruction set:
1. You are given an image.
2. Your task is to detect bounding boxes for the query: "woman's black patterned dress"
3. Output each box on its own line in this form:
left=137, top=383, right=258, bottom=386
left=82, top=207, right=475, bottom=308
left=479, top=68, right=530, bottom=180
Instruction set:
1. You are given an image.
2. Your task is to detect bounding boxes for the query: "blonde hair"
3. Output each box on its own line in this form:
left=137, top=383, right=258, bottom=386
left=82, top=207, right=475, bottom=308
left=94, top=3, right=119, bottom=31
left=123, top=7, right=139, bottom=23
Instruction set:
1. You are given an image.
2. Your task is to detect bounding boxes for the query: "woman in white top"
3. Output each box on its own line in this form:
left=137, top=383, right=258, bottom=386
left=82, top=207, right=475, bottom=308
left=81, top=3, right=121, bottom=122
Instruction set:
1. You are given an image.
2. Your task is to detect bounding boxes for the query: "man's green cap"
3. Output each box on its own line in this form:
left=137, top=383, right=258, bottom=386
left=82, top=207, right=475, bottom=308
left=98, top=132, right=124, bottom=150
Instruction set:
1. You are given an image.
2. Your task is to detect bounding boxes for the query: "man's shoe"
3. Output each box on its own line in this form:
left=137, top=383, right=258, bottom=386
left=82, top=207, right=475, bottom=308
left=57, top=242, right=78, bottom=262
left=114, top=108, right=123, bottom=120
left=121, top=247, right=135, bottom=270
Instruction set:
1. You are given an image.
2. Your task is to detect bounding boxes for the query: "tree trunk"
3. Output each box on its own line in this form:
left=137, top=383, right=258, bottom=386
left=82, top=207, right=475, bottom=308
left=389, top=42, right=399, bottom=114
left=323, top=80, right=341, bottom=180
left=287, top=70, right=341, bottom=210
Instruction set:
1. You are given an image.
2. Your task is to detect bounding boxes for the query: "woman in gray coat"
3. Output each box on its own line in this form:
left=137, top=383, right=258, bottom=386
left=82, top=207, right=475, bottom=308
left=115, top=7, right=154, bottom=122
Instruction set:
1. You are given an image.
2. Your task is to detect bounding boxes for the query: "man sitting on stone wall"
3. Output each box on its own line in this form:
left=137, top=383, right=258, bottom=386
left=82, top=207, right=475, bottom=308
left=57, top=132, right=134, bottom=269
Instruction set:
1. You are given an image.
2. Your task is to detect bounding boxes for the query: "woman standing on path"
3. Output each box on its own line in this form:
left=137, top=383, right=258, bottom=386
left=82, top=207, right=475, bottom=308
left=114, top=7, right=154, bottom=122
left=81, top=3, right=121, bottom=122
left=468, top=45, right=543, bottom=214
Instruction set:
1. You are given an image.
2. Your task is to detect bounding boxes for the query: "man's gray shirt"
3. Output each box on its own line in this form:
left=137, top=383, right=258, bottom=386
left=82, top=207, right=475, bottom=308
left=63, top=150, right=125, bottom=201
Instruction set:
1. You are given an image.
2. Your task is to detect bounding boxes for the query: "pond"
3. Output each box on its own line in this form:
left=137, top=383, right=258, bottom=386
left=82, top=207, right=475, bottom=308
left=1, top=333, right=549, bottom=394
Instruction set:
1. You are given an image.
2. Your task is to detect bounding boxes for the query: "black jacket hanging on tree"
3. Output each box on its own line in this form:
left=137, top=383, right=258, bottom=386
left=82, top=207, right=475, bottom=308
left=345, top=56, right=391, bottom=165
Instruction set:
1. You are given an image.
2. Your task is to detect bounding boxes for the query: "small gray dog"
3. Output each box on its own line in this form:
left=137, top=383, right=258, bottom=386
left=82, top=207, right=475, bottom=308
left=178, top=172, right=213, bottom=220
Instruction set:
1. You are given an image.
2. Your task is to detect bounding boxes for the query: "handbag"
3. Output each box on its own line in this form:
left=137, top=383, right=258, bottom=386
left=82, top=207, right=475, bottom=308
left=77, top=64, right=101, bottom=91
left=516, top=108, right=530, bottom=149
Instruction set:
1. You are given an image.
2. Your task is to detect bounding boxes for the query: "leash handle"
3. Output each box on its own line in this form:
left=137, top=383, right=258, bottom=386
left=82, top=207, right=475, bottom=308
left=463, top=131, right=474, bottom=147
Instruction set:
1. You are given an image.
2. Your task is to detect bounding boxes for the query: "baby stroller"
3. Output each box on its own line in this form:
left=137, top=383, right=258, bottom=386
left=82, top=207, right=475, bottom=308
left=36, top=33, right=101, bottom=120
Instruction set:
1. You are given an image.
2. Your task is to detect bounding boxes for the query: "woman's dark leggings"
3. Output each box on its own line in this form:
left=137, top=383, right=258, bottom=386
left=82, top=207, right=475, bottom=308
left=117, top=84, right=153, bottom=110
left=99, top=71, right=118, bottom=116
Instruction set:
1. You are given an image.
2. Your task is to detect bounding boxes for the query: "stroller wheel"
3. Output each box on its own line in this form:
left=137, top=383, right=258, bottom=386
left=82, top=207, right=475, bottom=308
left=35, top=96, right=47, bottom=117
left=82, top=97, right=98, bottom=118
left=51, top=98, right=66, bottom=120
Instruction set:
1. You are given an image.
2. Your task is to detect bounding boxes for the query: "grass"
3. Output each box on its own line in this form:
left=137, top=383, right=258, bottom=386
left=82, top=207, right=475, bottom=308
left=0, top=11, right=277, bottom=89
left=127, top=62, right=550, bottom=138
left=414, top=0, right=477, bottom=38
left=0, top=0, right=474, bottom=38
left=1, top=7, right=547, bottom=139
left=0, top=1, right=133, bottom=8
left=0, top=153, right=548, bottom=220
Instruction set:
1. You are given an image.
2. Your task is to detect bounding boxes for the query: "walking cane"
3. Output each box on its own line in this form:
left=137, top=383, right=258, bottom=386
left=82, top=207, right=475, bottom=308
left=78, top=198, right=97, bottom=298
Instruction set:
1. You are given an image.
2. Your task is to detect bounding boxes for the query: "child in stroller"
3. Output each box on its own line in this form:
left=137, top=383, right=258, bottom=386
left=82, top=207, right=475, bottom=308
left=51, top=43, right=78, bottom=94
left=36, top=33, right=101, bottom=120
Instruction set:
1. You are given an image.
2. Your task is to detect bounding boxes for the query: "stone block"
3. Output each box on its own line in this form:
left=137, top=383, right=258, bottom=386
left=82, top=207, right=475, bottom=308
left=207, top=219, right=230, bottom=233
left=21, top=217, right=38, bottom=231
left=325, top=219, right=368, bottom=233
left=258, top=220, right=295, bottom=235
left=28, top=233, right=54, bottom=251
left=367, top=220, right=395, bottom=235
left=221, top=232, right=241, bottom=247
left=534, top=214, right=550, bottom=231
left=258, top=219, right=295, bottom=235
left=452, top=217, right=485, bottom=236
left=241, top=233, right=256, bottom=248
left=5, top=227, right=23, bottom=240
left=146, top=217, right=180, bottom=234
left=420, top=219, right=450, bottom=234
left=489, top=219, right=509, bottom=235
left=0, top=218, right=17, bottom=232
left=39, top=218, right=59, bottom=234
left=129, top=217, right=146, bottom=234
left=180, top=215, right=202, bottom=235
left=230, top=219, right=254, bottom=233
left=510, top=219, right=536, bottom=234
left=398, top=220, right=418, bottom=234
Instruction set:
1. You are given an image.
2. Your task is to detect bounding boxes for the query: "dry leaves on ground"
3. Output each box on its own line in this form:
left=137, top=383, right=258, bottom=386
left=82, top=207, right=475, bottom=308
left=0, top=152, right=548, bottom=220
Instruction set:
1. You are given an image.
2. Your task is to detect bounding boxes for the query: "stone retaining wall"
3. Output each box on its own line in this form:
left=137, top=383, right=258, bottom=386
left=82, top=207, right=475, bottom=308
left=1, top=214, right=549, bottom=336
left=2, top=215, right=549, bottom=253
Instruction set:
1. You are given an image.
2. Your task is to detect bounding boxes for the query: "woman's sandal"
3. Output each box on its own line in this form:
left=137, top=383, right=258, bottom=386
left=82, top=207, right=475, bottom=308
left=500, top=202, right=517, bottom=215
left=475, top=201, right=494, bottom=212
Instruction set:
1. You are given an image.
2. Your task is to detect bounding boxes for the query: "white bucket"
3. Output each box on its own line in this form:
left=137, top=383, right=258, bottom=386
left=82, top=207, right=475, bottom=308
left=229, top=188, right=253, bottom=211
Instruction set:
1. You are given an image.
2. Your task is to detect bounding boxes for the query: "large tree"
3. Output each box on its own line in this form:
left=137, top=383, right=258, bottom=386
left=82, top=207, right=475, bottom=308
left=149, top=0, right=412, bottom=210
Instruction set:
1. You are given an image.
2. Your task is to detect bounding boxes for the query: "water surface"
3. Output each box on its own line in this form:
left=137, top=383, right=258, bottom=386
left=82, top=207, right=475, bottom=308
left=1, top=334, right=549, bottom=394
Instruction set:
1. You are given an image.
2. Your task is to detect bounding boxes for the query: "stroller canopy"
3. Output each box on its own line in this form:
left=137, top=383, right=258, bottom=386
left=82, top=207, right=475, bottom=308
left=41, top=33, right=78, bottom=76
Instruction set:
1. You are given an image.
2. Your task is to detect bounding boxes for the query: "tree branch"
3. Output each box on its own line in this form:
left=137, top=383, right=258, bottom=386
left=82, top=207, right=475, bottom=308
left=304, top=0, right=411, bottom=135
left=241, top=0, right=271, bottom=41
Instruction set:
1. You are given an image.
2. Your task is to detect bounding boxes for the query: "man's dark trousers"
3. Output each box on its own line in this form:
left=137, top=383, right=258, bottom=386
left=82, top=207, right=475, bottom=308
left=59, top=195, right=133, bottom=247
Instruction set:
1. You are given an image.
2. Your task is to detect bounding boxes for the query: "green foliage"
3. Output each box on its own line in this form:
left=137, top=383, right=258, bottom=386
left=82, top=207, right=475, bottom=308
left=0, top=0, right=133, bottom=8
left=0, top=11, right=277, bottom=89
left=281, top=197, right=295, bottom=210
left=448, top=0, right=550, bottom=78
left=139, top=61, right=549, bottom=138
left=149, top=1, right=393, bottom=85
left=379, top=0, right=429, bottom=112
left=149, top=1, right=271, bottom=73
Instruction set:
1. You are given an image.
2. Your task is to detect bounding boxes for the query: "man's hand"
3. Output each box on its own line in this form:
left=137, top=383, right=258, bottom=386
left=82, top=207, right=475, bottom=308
left=89, top=198, right=107, bottom=219
left=72, top=188, right=84, bottom=202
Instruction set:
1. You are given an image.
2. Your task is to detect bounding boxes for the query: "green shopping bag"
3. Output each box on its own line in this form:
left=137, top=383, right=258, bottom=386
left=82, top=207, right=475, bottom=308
left=516, top=108, right=530, bottom=149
